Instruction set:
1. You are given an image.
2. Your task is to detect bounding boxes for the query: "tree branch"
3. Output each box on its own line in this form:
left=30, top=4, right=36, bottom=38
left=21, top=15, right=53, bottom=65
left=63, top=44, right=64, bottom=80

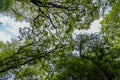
left=0, top=44, right=61, bottom=73
left=31, top=0, right=68, bottom=10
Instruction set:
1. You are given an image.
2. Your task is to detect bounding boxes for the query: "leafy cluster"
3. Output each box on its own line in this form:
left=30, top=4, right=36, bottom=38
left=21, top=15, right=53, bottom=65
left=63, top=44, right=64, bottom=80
left=0, top=0, right=120, bottom=80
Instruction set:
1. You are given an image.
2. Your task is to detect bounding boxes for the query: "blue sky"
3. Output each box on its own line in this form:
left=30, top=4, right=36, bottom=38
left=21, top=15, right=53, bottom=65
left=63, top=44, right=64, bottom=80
left=0, top=16, right=30, bottom=42
left=0, top=16, right=101, bottom=43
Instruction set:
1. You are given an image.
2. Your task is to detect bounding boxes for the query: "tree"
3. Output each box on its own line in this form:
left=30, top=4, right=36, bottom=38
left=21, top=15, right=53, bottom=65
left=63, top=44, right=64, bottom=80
left=0, top=0, right=120, bottom=80
left=101, top=0, right=120, bottom=47
left=50, top=33, right=120, bottom=80
left=1, top=0, right=104, bottom=33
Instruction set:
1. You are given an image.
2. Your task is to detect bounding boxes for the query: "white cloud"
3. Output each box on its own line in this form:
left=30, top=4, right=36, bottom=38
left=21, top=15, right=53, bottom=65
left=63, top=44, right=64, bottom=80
left=73, top=18, right=102, bottom=35
left=86, top=17, right=102, bottom=33
left=0, top=16, right=30, bottom=42
left=0, top=31, right=12, bottom=42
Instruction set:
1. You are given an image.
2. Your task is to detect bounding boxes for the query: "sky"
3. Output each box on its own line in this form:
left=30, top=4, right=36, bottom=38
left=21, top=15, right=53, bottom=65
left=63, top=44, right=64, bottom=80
left=74, top=17, right=102, bottom=34
left=0, top=16, right=30, bottom=42
left=0, top=16, right=102, bottom=43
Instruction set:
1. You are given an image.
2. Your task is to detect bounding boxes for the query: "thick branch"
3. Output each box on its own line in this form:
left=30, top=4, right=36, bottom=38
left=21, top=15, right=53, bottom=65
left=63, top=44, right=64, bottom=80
left=0, top=44, right=60, bottom=73
left=16, top=42, right=34, bottom=54
left=31, top=0, right=68, bottom=10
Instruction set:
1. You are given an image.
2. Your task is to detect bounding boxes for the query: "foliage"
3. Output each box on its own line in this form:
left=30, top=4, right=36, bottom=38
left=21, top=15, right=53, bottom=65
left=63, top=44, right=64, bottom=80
left=0, top=0, right=15, bottom=12
left=51, top=33, right=120, bottom=80
left=1, top=0, right=104, bottom=32
left=0, top=0, right=120, bottom=80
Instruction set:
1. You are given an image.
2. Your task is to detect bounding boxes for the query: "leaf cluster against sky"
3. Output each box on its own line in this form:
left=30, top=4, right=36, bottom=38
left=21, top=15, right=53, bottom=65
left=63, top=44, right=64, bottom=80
left=0, top=0, right=120, bottom=80
left=0, top=16, right=101, bottom=42
left=0, top=16, right=30, bottom=42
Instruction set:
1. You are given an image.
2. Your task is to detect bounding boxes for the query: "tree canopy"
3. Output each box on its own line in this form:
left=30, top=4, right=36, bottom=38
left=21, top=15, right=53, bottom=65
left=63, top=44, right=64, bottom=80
left=0, top=0, right=120, bottom=80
